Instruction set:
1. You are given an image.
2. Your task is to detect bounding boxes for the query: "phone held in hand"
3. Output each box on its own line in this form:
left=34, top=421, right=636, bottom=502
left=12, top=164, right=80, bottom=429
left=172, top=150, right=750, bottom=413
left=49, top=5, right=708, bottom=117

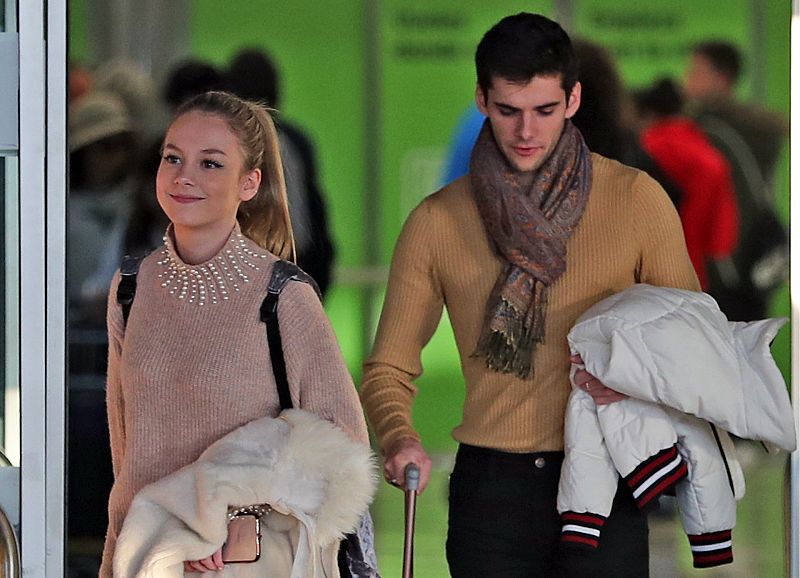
left=221, top=512, right=263, bottom=564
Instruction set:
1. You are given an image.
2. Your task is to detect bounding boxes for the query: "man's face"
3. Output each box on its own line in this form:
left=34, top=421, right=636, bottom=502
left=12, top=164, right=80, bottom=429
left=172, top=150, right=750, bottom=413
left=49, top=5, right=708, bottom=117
left=476, top=75, right=581, bottom=173
left=683, top=53, right=732, bottom=100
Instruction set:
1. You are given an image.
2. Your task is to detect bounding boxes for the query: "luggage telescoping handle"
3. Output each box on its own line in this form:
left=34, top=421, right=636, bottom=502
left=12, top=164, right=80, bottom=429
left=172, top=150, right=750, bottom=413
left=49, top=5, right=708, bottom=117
left=402, top=463, right=420, bottom=578
left=404, top=463, right=420, bottom=492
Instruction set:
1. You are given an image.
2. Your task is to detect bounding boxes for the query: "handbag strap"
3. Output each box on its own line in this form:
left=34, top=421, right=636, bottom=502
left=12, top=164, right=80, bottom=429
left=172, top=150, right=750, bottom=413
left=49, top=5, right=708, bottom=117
left=259, top=260, right=321, bottom=411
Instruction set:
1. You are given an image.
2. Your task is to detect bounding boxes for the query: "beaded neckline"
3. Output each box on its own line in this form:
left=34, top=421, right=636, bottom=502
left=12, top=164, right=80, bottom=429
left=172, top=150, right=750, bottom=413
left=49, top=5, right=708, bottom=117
left=157, top=225, right=269, bottom=306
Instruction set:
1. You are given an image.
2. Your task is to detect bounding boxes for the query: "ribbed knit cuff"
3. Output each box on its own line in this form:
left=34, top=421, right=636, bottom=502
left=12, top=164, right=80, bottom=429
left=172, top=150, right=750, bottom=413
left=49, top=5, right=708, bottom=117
left=560, top=511, right=606, bottom=549
left=688, top=530, right=733, bottom=568
left=624, top=444, right=687, bottom=509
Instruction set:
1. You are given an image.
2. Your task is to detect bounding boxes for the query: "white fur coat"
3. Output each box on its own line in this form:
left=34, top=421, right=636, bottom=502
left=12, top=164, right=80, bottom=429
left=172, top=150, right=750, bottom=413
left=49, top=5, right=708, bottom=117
left=113, top=409, right=377, bottom=578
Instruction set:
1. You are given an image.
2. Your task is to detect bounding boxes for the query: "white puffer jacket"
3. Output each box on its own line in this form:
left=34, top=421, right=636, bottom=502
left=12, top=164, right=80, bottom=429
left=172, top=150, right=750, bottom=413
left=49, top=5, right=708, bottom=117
left=558, top=284, right=795, bottom=569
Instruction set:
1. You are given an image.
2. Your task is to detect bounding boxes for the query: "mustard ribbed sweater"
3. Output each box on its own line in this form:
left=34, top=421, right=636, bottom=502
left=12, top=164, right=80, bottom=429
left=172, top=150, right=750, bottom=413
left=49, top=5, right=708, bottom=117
left=100, top=231, right=368, bottom=577
left=360, top=154, right=700, bottom=455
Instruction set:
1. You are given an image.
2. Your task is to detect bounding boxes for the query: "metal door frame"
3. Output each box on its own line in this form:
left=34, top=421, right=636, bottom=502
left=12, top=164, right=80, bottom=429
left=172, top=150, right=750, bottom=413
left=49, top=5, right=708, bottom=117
left=17, top=0, right=67, bottom=576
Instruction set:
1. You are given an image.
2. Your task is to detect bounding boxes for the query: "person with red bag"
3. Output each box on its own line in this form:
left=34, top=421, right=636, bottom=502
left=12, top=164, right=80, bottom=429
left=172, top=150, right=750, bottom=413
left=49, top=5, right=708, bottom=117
left=635, top=78, right=739, bottom=290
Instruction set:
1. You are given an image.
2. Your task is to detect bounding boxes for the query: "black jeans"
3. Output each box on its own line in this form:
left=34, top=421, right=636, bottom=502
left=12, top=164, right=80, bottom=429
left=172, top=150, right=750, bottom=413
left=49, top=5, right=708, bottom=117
left=446, top=444, right=649, bottom=577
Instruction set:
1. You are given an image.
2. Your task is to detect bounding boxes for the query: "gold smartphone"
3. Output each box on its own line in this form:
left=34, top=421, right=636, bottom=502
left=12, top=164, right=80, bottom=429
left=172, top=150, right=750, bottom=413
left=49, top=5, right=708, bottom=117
left=221, top=513, right=262, bottom=564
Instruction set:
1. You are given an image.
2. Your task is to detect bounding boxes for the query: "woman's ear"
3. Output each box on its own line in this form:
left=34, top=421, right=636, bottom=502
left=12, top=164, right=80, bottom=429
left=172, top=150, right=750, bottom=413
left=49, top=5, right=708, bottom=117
left=239, top=168, right=261, bottom=202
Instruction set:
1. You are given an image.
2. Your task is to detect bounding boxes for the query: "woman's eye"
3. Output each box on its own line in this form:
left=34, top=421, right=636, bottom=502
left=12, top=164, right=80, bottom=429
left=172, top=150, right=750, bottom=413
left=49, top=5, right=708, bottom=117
left=202, top=160, right=223, bottom=169
left=163, top=154, right=180, bottom=165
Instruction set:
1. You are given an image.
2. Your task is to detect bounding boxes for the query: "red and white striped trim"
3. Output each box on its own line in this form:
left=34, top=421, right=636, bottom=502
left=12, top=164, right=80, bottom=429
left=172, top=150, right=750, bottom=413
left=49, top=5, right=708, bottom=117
left=560, top=511, right=606, bottom=549
left=688, top=530, right=733, bottom=568
left=624, top=444, right=688, bottom=509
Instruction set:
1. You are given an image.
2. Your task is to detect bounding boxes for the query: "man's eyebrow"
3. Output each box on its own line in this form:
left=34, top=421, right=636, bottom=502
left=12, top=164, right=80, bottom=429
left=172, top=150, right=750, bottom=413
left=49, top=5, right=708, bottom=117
left=494, top=101, right=520, bottom=112
left=493, top=100, right=561, bottom=111
left=535, top=100, right=560, bottom=110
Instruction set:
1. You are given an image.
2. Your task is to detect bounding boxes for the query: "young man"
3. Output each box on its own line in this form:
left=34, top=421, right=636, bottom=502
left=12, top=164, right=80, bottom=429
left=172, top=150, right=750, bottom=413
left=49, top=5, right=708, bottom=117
left=360, top=13, right=699, bottom=576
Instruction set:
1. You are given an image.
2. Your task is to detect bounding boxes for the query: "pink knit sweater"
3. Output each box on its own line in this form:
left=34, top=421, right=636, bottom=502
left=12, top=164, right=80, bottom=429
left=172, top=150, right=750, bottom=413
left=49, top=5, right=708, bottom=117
left=100, top=227, right=368, bottom=577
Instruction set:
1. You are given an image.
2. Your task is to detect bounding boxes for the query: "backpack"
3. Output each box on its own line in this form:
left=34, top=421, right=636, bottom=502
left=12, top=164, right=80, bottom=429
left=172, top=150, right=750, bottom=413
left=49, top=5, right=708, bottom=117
left=699, top=115, right=788, bottom=321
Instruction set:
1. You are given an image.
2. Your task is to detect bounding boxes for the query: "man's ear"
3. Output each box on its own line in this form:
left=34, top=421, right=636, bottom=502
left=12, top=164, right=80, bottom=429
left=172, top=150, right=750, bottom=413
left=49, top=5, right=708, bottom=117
left=565, top=81, right=582, bottom=119
left=240, top=168, right=261, bottom=202
left=475, top=84, right=489, bottom=115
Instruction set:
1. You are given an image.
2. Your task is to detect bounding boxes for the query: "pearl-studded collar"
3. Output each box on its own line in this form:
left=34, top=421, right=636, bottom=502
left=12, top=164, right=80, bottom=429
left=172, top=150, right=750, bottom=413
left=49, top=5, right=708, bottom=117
left=156, top=224, right=269, bottom=306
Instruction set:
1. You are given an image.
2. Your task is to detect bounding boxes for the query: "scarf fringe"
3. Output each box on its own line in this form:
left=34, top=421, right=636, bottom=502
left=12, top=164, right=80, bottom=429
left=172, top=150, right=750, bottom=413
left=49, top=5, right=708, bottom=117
left=474, top=330, right=535, bottom=380
left=473, top=297, right=547, bottom=380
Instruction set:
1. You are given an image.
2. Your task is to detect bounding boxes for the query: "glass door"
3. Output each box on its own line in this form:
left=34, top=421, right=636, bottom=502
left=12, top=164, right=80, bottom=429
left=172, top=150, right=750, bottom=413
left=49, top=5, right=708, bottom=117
left=0, top=0, right=68, bottom=576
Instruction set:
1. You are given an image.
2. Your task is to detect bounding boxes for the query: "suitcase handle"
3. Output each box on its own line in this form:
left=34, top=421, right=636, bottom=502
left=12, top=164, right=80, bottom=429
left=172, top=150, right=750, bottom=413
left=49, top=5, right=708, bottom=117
left=404, top=463, right=420, bottom=492
left=402, top=463, right=419, bottom=578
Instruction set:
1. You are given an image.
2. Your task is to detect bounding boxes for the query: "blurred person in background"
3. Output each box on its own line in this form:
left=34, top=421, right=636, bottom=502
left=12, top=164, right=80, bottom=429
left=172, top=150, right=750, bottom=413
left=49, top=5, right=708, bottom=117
left=69, top=90, right=140, bottom=330
left=69, top=61, right=93, bottom=104
left=360, top=13, right=699, bottom=577
left=93, top=58, right=163, bottom=140
left=571, top=39, right=682, bottom=209
left=163, top=59, right=227, bottom=113
left=227, top=48, right=336, bottom=298
left=683, top=40, right=789, bottom=320
left=634, top=78, right=738, bottom=291
left=441, top=103, right=484, bottom=185
left=67, top=89, right=140, bottom=576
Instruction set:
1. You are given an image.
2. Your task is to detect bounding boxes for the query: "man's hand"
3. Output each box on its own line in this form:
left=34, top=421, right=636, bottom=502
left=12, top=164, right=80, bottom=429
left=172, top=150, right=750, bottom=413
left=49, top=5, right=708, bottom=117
left=382, top=436, right=432, bottom=493
left=570, top=354, right=627, bottom=405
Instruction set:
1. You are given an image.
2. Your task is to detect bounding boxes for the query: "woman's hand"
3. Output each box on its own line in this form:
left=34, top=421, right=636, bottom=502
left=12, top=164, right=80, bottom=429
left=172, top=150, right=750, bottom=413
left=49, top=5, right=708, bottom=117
left=570, top=354, right=627, bottom=405
left=184, top=548, right=224, bottom=573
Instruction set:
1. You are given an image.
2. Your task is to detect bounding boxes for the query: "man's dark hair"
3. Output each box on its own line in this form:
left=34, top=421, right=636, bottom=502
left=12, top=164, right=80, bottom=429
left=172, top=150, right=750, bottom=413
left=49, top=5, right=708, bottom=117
left=227, top=48, right=281, bottom=109
left=475, top=13, right=578, bottom=98
left=692, top=41, right=742, bottom=84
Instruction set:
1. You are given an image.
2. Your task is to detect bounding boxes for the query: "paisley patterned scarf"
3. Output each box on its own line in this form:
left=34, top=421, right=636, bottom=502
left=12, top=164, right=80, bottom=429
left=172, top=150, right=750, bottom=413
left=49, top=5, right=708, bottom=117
left=470, top=119, right=592, bottom=379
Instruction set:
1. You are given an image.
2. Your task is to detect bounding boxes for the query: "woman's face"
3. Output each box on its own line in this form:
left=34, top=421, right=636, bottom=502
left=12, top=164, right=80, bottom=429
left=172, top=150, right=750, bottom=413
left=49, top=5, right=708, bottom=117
left=156, top=110, right=260, bottom=235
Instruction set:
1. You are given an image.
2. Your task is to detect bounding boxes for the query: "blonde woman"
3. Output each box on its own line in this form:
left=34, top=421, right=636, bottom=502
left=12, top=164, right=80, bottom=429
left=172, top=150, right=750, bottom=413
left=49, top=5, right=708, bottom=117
left=100, top=92, right=372, bottom=576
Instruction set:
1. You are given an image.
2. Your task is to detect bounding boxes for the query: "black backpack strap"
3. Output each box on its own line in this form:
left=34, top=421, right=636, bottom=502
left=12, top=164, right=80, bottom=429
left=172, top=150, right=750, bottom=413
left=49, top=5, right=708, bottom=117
left=116, top=255, right=145, bottom=328
left=259, top=260, right=321, bottom=411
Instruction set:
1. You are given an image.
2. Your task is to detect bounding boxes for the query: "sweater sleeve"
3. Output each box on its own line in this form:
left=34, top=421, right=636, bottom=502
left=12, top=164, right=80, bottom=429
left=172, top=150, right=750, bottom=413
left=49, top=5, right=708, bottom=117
left=105, top=271, right=126, bottom=480
left=632, top=172, right=701, bottom=292
left=359, top=200, right=445, bottom=453
left=279, top=281, right=369, bottom=445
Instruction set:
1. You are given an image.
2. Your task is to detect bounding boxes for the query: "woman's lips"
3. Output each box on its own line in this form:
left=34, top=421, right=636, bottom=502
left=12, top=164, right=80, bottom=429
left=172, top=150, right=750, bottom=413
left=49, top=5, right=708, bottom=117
left=170, top=194, right=204, bottom=204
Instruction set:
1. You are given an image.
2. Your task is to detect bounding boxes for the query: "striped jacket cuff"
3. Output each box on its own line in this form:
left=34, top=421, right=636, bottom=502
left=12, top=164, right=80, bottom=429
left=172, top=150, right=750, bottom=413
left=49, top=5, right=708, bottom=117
left=624, top=444, right=688, bottom=509
left=560, top=511, right=607, bottom=549
left=689, top=530, right=734, bottom=568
